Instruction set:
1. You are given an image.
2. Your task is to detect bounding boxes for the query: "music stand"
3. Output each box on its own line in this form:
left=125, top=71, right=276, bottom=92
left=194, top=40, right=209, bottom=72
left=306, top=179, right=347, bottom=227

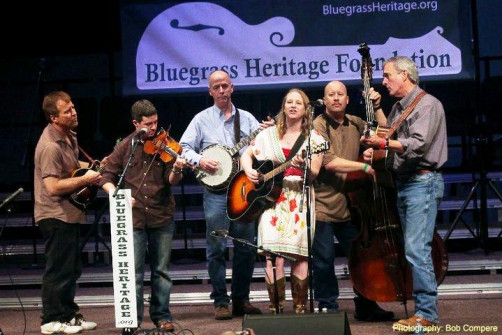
left=172, top=176, right=202, bottom=265
left=210, top=229, right=296, bottom=314
left=79, top=196, right=111, bottom=265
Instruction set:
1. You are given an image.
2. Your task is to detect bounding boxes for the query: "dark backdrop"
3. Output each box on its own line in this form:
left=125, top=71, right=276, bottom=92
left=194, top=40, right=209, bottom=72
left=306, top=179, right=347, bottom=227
left=0, top=0, right=501, bottom=191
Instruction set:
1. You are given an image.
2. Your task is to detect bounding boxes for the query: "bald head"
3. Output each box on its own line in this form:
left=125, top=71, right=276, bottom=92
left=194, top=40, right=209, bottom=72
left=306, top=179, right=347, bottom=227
left=209, top=70, right=230, bottom=87
left=208, top=70, right=234, bottom=110
left=324, top=80, right=347, bottom=96
left=323, top=80, right=349, bottom=116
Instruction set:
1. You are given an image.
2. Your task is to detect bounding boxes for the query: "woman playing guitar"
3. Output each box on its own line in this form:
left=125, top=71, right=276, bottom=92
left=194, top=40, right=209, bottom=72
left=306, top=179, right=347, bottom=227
left=240, top=88, right=326, bottom=314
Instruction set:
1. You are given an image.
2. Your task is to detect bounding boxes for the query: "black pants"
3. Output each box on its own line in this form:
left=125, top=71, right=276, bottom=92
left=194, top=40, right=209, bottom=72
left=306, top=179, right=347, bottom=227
left=39, top=218, right=81, bottom=324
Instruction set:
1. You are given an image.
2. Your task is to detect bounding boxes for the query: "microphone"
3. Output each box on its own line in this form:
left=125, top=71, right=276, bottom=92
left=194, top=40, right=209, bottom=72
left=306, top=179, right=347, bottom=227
left=210, top=229, right=229, bottom=238
left=308, top=99, right=324, bottom=107
left=0, top=187, right=24, bottom=210
left=136, top=128, right=148, bottom=137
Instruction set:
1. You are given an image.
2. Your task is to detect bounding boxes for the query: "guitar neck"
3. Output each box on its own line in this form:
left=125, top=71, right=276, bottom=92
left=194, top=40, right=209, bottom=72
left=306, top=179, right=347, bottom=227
left=259, top=142, right=330, bottom=182
left=262, top=161, right=293, bottom=182
left=230, top=127, right=262, bottom=156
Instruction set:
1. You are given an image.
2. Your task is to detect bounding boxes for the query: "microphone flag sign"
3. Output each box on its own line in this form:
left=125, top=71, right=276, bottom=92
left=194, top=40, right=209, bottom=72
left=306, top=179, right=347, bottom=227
left=110, top=189, right=138, bottom=328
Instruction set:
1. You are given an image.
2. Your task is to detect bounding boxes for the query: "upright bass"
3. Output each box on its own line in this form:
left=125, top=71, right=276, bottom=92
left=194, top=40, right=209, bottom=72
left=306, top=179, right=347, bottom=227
left=347, top=43, right=448, bottom=306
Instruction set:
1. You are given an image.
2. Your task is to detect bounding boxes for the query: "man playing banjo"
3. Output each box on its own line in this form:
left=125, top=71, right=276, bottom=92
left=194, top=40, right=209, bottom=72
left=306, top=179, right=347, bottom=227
left=180, top=70, right=273, bottom=320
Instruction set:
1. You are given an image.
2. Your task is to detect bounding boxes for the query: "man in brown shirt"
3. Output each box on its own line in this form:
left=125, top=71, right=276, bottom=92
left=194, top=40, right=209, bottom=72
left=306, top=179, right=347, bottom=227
left=35, top=91, right=100, bottom=334
left=100, top=99, right=186, bottom=335
left=312, top=81, right=394, bottom=321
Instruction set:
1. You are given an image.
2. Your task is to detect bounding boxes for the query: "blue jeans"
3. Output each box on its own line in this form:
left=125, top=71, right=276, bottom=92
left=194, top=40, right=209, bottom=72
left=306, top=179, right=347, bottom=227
left=39, top=218, right=81, bottom=324
left=312, top=220, right=358, bottom=311
left=133, top=222, right=175, bottom=325
left=204, top=190, right=257, bottom=306
left=395, top=171, right=444, bottom=323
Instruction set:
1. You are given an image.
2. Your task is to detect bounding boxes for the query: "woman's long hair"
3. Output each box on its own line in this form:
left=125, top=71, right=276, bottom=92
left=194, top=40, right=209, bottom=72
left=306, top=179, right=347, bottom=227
left=275, top=88, right=312, bottom=138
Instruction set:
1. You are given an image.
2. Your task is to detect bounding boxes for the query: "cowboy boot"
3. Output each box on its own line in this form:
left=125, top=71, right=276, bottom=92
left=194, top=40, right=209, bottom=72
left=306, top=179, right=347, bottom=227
left=266, top=277, right=286, bottom=313
left=290, top=275, right=308, bottom=314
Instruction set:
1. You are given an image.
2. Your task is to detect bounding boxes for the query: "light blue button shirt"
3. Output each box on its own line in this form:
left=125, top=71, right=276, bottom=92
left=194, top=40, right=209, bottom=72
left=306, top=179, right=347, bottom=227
left=179, top=104, right=260, bottom=166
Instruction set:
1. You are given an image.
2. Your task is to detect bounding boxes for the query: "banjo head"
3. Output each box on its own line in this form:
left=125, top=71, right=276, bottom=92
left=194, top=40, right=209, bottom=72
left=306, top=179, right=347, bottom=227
left=197, top=144, right=239, bottom=191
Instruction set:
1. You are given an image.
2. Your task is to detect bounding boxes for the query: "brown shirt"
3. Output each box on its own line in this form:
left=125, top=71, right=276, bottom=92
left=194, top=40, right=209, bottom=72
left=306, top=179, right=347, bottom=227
left=34, top=124, right=85, bottom=223
left=100, top=132, right=176, bottom=229
left=313, top=113, right=366, bottom=222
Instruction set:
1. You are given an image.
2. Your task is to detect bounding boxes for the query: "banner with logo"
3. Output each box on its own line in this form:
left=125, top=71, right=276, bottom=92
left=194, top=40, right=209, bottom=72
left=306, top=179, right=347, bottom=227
left=121, top=0, right=473, bottom=95
left=110, top=189, right=137, bottom=328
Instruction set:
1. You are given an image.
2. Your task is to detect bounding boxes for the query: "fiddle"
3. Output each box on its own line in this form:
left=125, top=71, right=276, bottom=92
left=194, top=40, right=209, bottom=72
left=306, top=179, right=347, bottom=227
left=144, top=128, right=182, bottom=163
left=133, top=128, right=189, bottom=198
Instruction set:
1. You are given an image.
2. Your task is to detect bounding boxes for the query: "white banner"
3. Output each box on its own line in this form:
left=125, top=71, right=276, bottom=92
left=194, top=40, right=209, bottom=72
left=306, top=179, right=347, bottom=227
left=109, top=189, right=138, bottom=328
left=136, top=3, right=461, bottom=90
left=121, top=1, right=472, bottom=94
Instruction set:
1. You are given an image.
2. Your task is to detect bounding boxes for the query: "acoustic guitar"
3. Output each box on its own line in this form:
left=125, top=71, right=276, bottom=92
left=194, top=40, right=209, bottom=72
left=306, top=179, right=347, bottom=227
left=226, top=142, right=329, bottom=222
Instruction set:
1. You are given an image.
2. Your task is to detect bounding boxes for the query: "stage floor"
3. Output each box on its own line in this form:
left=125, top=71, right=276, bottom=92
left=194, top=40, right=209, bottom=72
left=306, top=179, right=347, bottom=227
left=1, top=251, right=501, bottom=334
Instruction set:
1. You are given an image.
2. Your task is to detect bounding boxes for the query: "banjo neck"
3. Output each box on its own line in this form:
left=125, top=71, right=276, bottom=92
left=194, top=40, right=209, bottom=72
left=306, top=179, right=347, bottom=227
left=229, top=127, right=262, bottom=157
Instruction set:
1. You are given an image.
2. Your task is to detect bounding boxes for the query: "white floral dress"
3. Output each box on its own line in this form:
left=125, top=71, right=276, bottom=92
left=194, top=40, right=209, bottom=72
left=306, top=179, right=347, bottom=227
left=249, top=126, right=326, bottom=257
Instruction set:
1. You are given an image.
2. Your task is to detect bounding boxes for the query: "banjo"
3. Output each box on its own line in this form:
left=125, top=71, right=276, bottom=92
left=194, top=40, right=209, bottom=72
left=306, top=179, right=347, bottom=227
left=196, top=127, right=263, bottom=192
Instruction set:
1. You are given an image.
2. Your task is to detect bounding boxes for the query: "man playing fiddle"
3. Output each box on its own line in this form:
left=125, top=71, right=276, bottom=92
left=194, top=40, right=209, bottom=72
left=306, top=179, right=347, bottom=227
left=100, top=99, right=186, bottom=334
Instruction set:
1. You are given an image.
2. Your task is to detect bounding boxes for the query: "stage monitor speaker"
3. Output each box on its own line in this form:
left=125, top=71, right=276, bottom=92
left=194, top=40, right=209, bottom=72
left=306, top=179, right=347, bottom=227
left=242, top=311, right=351, bottom=335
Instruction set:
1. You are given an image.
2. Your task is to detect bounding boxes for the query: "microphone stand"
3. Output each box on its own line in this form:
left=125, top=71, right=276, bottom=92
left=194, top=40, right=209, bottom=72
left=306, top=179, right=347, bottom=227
left=81, top=136, right=143, bottom=262
left=211, top=230, right=296, bottom=314
left=0, top=189, right=24, bottom=211
left=113, top=136, right=141, bottom=198
left=0, top=203, right=14, bottom=240
left=299, top=104, right=315, bottom=313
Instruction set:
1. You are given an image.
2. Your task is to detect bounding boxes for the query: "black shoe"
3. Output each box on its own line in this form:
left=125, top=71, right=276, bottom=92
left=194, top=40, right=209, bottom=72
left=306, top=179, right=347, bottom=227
left=232, top=300, right=262, bottom=316
left=120, top=327, right=138, bottom=335
left=354, top=298, right=394, bottom=322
